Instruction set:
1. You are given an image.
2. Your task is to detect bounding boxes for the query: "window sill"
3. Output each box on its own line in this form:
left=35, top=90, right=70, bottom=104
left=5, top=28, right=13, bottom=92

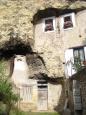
left=63, top=27, right=74, bottom=31
left=44, top=29, right=56, bottom=33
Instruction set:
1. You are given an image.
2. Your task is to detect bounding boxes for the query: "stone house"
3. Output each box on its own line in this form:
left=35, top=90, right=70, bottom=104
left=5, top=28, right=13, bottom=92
left=33, top=6, right=86, bottom=113
left=0, top=0, right=86, bottom=113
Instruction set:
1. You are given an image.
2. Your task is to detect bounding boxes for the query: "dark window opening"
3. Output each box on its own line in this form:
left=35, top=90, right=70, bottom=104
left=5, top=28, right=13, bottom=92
left=74, top=48, right=85, bottom=65
left=38, top=86, right=47, bottom=88
left=64, top=16, right=73, bottom=29
left=37, top=80, right=48, bottom=89
left=45, top=19, right=54, bottom=32
left=37, top=80, right=47, bottom=84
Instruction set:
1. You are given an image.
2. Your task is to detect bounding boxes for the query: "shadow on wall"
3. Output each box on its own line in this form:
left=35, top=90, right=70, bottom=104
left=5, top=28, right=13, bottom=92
left=0, top=27, right=34, bottom=59
left=32, top=8, right=77, bottom=25
left=0, top=38, right=33, bottom=59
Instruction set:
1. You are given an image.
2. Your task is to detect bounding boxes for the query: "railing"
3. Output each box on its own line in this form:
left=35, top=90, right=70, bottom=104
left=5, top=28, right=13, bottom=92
left=13, top=84, right=32, bottom=103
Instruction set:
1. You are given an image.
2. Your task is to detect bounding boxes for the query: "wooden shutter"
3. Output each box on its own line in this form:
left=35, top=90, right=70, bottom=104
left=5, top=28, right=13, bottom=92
left=72, top=13, right=75, bottom=27
left=84, top=46, right=86, bottom=60
left=65, top=49, right=75, bottom=77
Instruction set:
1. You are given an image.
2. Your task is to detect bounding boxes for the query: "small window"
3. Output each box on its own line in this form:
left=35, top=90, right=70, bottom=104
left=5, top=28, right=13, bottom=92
left=64, top=16, right=73, bottom=29
left=61, top=13, right=75, bottom=30
left=43, top=17, right=55, bottom=32
left=37, top=80, right=48, bottom=89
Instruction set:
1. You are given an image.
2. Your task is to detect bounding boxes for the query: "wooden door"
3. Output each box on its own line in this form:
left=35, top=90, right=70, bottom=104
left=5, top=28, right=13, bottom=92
left=38, top=88, right=48, bottom=110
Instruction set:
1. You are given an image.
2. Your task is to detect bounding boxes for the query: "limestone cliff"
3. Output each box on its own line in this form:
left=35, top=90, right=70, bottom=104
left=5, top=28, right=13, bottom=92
left=0, top=0, right=85, bottom=50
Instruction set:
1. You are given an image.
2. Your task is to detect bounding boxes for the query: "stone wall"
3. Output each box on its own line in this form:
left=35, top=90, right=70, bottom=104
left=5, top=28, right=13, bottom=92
left=48, top=80, right=65, bottom=111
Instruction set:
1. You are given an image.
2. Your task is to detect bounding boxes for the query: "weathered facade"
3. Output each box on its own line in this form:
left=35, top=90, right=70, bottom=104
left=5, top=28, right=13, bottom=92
left=33, top=7, right=86, bottom=113
left=34, top=9, right=86, bottom=77
left=0, top=0, right=86, bottom=113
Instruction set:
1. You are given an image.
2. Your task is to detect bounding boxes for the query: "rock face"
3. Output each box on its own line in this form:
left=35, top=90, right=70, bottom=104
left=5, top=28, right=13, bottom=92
left=0, top=0, right=85, bottom=45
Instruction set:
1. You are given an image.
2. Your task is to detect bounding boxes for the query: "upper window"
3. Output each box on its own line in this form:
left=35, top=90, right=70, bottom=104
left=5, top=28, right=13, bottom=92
left=43, top=17, right=55, bottom=32
left=61, top=13, right=75, bottom=30
left=64, top=16, right=73, bottom=29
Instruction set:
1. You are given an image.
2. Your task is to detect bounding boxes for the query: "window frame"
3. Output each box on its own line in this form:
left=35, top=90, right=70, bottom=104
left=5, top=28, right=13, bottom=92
left=43, top=16, right=56, bottom=32
left=61, top=13, right=75, bottom=30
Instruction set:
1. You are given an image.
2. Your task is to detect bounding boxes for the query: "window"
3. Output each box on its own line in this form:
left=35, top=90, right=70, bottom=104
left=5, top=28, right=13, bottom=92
left=65, top=47, right=86, bottom=77
left=64, top=16, right=73, bottom=29
left=37, top=80, right=48, bottom=89
left=43, top=17, right=55, bottom=32
left=61, top=13, right=75, bottom=30
left=73, top=48, right=85, bottom=65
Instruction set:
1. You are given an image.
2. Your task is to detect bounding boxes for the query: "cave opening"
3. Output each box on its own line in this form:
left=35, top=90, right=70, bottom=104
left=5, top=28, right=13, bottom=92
left=0, top=38, right=33, bottom=60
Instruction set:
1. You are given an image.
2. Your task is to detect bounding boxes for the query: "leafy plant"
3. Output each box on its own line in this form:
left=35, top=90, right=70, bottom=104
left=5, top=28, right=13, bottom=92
left=73, top=57, right=83, bottom=72
left=0, top=60, right=19, bottom=115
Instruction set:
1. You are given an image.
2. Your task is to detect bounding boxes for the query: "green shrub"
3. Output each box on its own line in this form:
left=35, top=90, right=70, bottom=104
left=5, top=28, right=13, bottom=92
left=0, top=60, right=19, bottom=115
